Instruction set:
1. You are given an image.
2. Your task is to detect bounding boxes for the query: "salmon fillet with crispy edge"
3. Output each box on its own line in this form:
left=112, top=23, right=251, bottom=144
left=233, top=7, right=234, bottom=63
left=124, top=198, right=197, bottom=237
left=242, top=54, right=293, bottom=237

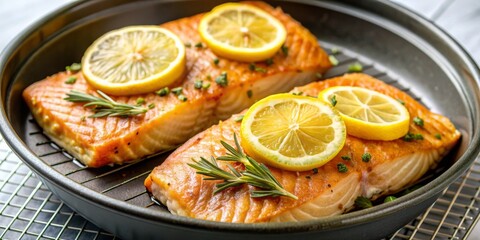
left=22, top=2, right=331, bottom=167
left=144, top=73, right=461, bottom=223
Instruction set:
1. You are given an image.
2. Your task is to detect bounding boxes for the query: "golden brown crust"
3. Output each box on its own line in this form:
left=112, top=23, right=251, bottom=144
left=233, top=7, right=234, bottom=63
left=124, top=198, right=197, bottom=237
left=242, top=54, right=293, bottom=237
left=145, top=73, right=461, bottom=222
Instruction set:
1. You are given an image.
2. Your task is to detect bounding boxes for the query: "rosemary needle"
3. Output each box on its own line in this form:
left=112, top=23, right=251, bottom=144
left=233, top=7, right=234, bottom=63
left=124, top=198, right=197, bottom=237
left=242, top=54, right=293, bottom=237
left=64, top=90, right=148, bottom=118
left=188, top=134, right=297, bottom=199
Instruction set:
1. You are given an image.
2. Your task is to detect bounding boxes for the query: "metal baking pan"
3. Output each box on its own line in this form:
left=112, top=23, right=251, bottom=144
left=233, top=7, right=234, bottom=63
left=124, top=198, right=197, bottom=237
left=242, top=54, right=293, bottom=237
left=1, top=0, right=479, bottom=239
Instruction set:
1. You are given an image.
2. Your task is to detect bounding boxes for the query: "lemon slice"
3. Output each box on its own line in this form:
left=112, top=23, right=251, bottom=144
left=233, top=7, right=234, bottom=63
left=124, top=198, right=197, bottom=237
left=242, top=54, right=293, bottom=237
left=318, top=86, right=410, bottom=141
left=82, top=26, right=186, bottom=95
left=240, top=94, right=346, bottom=171
left=199, top=3, right=287, bottom=62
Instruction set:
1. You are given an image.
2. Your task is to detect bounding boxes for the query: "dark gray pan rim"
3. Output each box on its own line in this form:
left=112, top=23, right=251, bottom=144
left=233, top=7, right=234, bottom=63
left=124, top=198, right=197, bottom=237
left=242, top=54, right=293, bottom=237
left=0, top=0, right=480, bottom=234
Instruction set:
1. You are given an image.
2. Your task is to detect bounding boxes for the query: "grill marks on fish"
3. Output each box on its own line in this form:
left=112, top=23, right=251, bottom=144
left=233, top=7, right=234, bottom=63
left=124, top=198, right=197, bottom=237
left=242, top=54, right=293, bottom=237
left=23, top=2, right=331, bottom=167
left=145, top=73, right=461, bottom=223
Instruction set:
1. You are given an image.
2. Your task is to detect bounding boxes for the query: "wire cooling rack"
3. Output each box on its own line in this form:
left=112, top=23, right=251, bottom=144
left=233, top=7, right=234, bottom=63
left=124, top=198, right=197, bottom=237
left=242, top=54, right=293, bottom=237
left=2, top=128, right=480, bottom=240
left=2, top=46, right=480, bottom=240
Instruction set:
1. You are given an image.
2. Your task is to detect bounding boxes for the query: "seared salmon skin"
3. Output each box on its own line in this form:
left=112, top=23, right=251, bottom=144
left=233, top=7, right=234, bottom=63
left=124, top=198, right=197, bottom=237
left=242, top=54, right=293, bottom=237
left=144, top=73, right=461, bottom=222
left=23, top=2, right=331, bottom=167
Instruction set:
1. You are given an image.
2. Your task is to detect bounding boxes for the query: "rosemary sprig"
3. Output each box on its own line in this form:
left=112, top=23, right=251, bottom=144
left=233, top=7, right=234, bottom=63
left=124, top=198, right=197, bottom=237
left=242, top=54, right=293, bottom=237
left=64, top=90, right=148, bottom=118
left=188, top=134, right=297, bottom=199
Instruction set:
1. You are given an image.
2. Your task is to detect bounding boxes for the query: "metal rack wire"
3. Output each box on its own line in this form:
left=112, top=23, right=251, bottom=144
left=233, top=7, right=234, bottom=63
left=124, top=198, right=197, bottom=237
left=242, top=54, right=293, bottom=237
left=1, top=46, right=479, bottom=239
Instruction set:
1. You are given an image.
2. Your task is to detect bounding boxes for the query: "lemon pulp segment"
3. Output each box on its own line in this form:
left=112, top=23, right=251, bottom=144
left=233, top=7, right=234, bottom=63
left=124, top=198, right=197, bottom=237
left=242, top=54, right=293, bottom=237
left=199, top=3, right=287, bottom=62
left=240, top=94, right=346, bottom=171
left=318, top=86, right=410, bottom=141
left=82, top=26, right=186, bottom=95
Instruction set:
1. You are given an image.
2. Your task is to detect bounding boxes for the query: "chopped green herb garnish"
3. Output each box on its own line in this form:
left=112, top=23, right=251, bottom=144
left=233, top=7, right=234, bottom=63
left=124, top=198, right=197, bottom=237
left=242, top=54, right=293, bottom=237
left=156, top=87, right=170, bottom=96
left=202, top=82, right=211, bottom=89
left=206, top=75, right=212, bottom=80
left=213, top=58, right=220, bottom=65
left=249, top=63, right=256, bottom=71
left=148, top=103, right=155, bottom=109
left=66, top=63, right=81, bottom=72
left=291, top=92, right=303, bottom=96
left=185, top=43, right=192, bottom=48
left=355, top=196, right=372, bottom=209
left=361, top=152, right=371, bottom=162
left=178, top=94, right=187, bottom=102
left=194, top=80, right=203, bottom=89
left=328, top=55, right=339, bottom=66
left=337, top=163, right=348, bottom=173
left=215, top=72, right=228, bottom=87
left=330, top=95, right=337, bottom=106
left=234, top=115, right=244, bottom=122
left=315, top=73, right=323, bottom=79
left=65, top=76, right=77, bottom=84
left=348, top=62, right=363, bottom=72
left=255, top=67, right=267, bottom=73
left=341, top=155, right=351, bottom=161
left=247, top=90, right=253, bottom=98
left=281, top=45, right=288, bottom=56
left=136, top=97, right=145, bottom=105
left=397, top=99, right=405, bottom=105
left=434, top=133, right=442, bottom=140
left=384, top=196, right=397, bottom=203
left=312, top=168, right=318, bottom=174
left=413, top=116, right=424, bottom=127
left=331, top=47, right=340, bottom=55
left=171, top=87, right=183, bottom=95
left=266, top=58, right=274, bottom=66
left=403, top=132, right=424, bottom=142
left=194, top=42, right=203, bottom=48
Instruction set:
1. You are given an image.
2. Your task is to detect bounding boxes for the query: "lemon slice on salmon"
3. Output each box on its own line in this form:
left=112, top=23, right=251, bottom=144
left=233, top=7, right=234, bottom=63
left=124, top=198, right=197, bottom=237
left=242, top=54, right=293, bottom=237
left=82, top=26, right=186, bottom=95
left=318, top=86, right=410, bottom=141
left=240, top=94, right=346, bottom=171
left=199, top=3, right=287, bottom=62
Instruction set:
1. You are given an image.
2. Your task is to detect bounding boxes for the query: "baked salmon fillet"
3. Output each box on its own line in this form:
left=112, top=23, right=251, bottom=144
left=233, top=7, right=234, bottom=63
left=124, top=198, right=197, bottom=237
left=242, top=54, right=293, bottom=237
left=144, top=73, right=461, bottom=223
left=22, top=2, right=331, bottom=167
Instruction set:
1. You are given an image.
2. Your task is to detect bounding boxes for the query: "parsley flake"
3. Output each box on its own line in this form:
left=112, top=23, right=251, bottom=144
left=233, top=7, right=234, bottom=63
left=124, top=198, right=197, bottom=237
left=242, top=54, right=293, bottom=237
left=156, top=87, right=170, bottom=96
left=194, top=80, right=203, bottom=89
left=171, top=87, right=183, bottom=95
left=403, top=132, right=424, bottom=142
left=361, top=153, right=371, bottom=162
left=337, top=163, right=348, bottom=173
left=136, top=97, right=145, bottom=105
left=281, top=45, right=289, bottom=56
left=66, top=63, right=81, bottom=72
left=247, top=90, right=253, bottom=98
left=384, top=196, right=397, bottom=203
left=348, top=62, right=363, bottom=72
left=330, top=95, right=337, bottom=106
left=65, top=76, right=77, bottom=84
left=329, top=55, right=339, bottom=66
left=413, top=116, right=424, bottom=127
left=215, top=72, right=228, bottom=87
left=266, top=58, right=274, bottom=66
left=355, top=196, right=372, bottom=209
left=178, top=94, right=187, bottom=102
